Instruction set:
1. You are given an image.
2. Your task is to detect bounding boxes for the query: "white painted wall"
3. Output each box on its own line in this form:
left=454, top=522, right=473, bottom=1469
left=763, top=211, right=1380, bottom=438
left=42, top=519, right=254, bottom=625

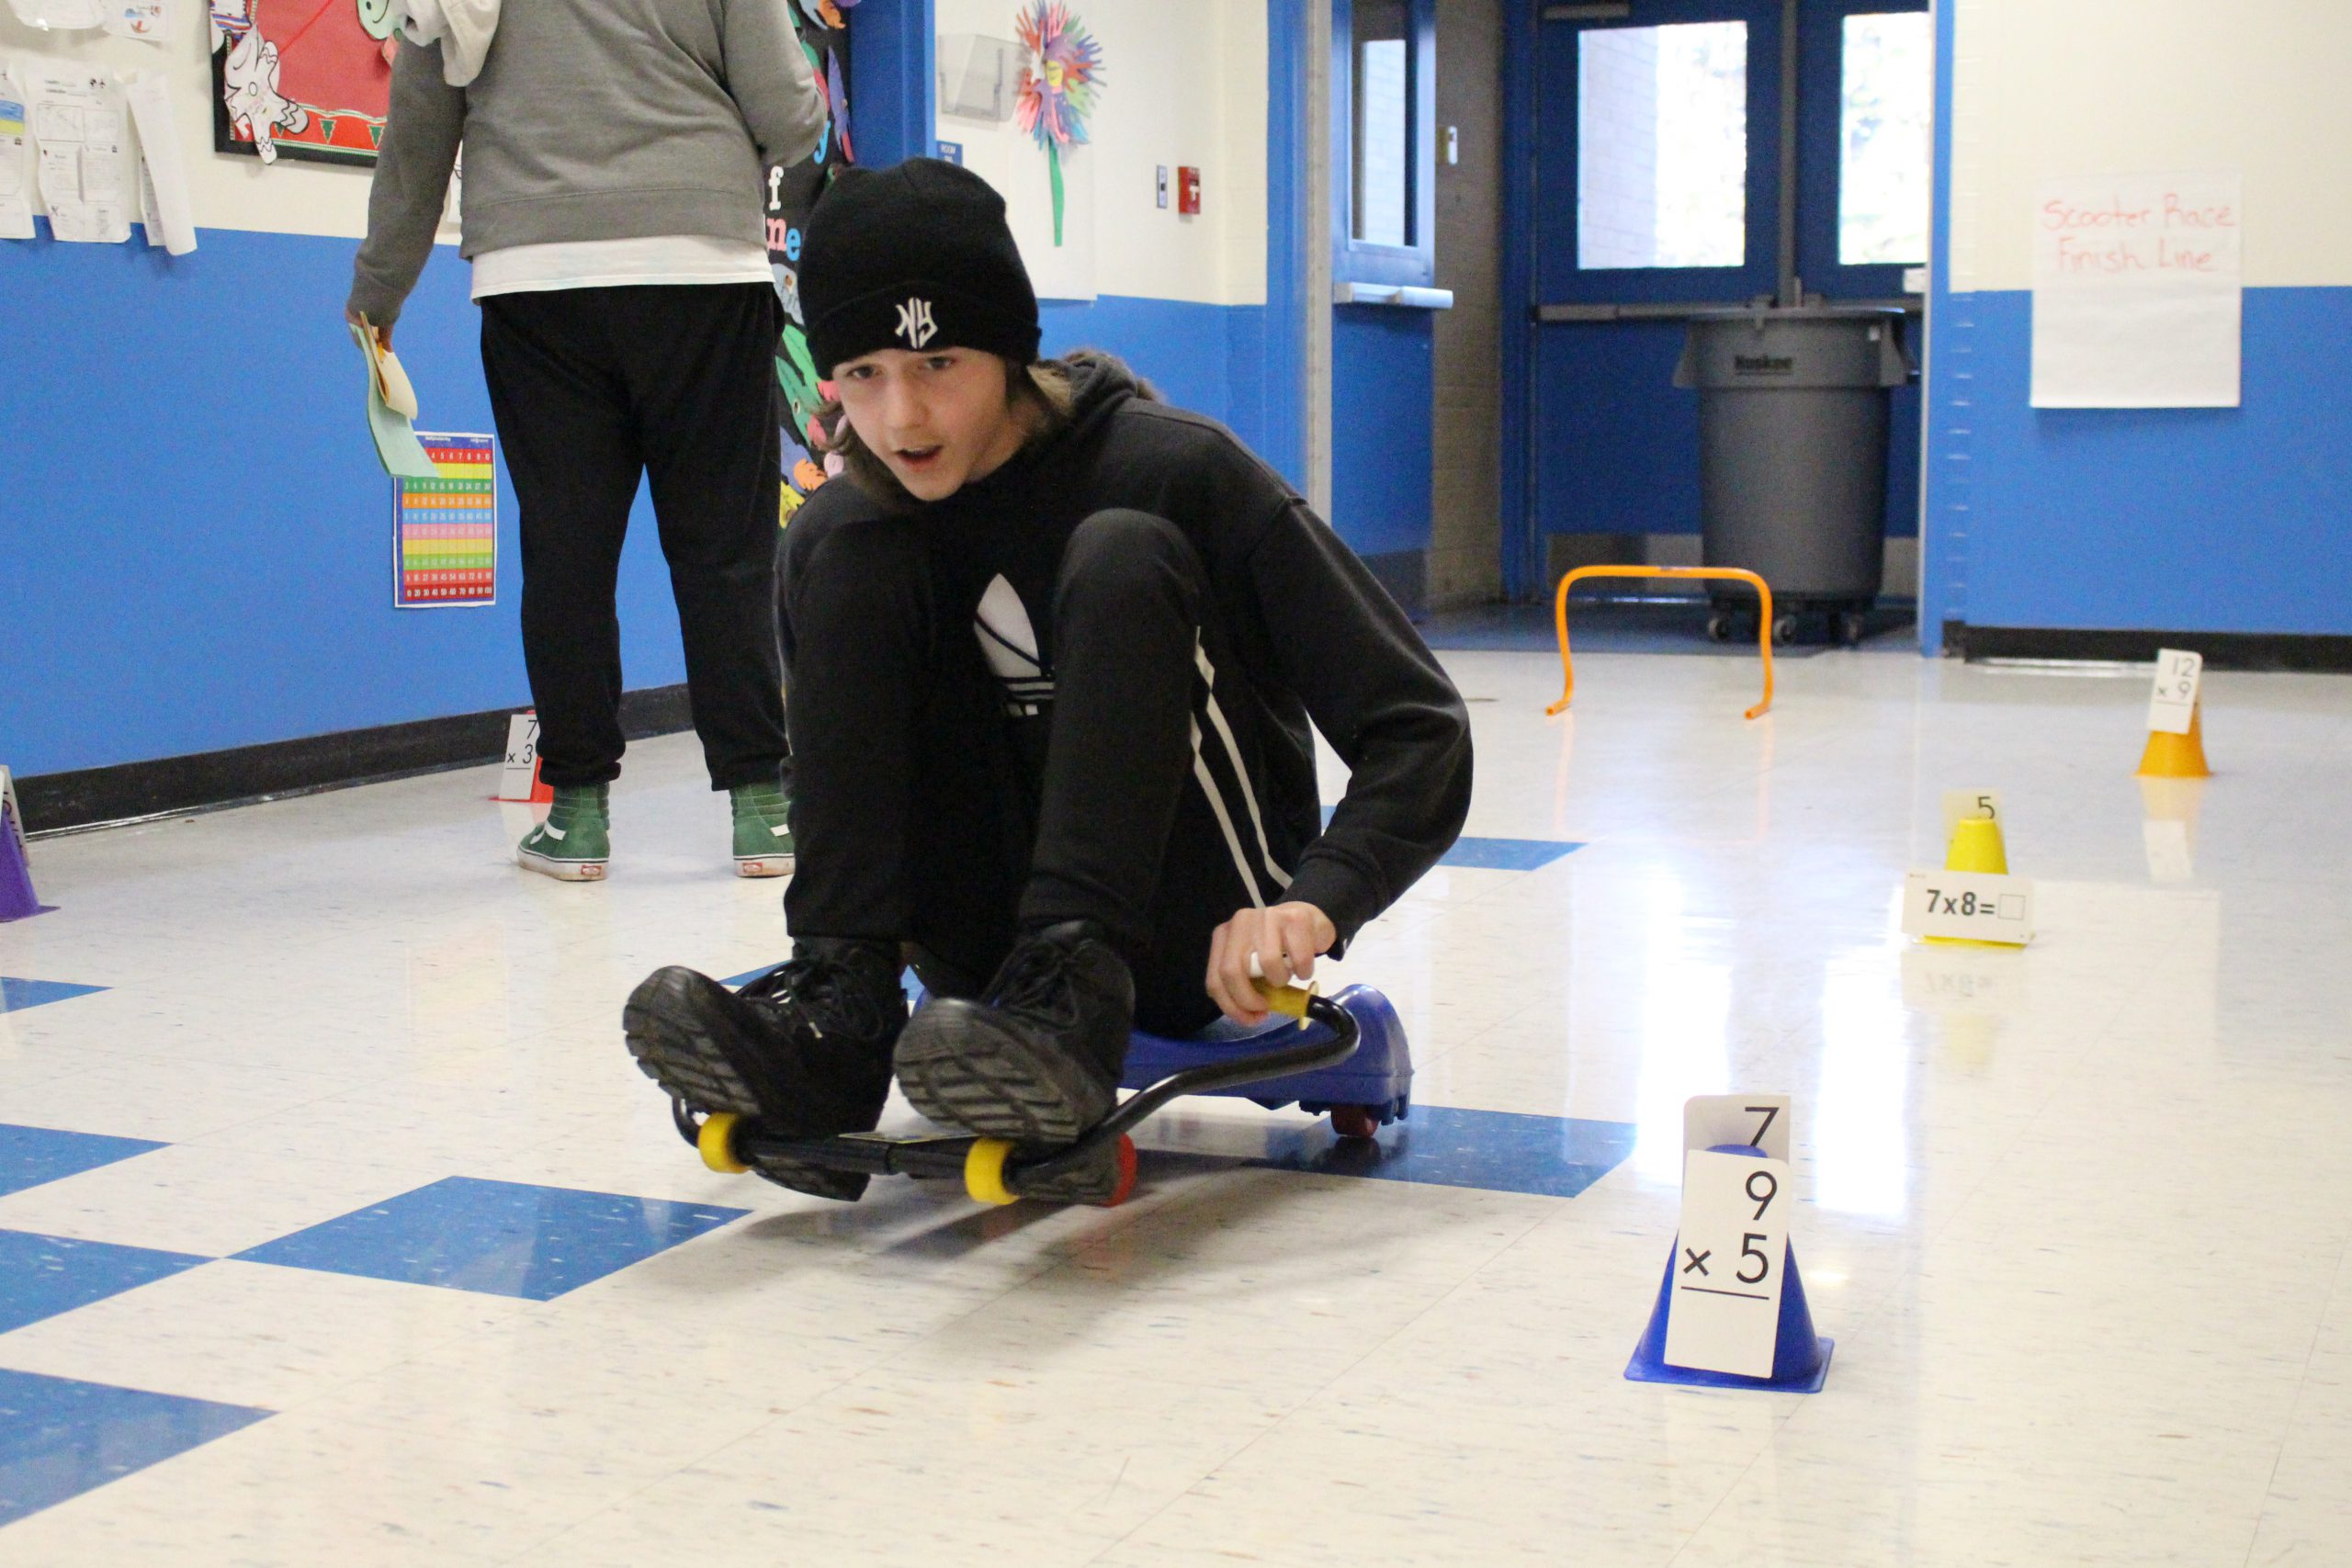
left=933, top=0, right=1267, bottom=307
left=1949, top=0, right=2352, bottom=291
left=2, top=8, right=382, bottom=238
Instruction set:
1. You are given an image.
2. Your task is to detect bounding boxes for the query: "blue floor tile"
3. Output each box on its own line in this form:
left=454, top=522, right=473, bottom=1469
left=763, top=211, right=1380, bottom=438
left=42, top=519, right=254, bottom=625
left=232, top=1177, right=749, bottom=1303
left=0, top=1123, right=167, bottom=1200
left=0, top=1368, right=270, bottom=1527
left=0, top=978, right=108, bottom=1013
left=1251, top=1105, right=1637, bottom=1200
left=0, top=1231, right=214, bottom=1336
left=1438, top=836, right=1585, bottom=872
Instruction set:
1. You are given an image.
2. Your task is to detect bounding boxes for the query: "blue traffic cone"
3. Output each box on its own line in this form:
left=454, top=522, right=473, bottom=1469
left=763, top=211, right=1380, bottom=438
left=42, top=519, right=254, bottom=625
left=0, top=803, right=40, bottom=921
left=1624, top=1144, right=1834, bottom=1393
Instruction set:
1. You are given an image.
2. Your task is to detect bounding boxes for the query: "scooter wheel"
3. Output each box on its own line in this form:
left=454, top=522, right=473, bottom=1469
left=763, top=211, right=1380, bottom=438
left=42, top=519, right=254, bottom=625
left=697, top=1112, right=750, bottom=1175
left=1099, top=1134, right=1140, bottom=1208
left=964, top=1137, right=1020, bottom=1206
left=1329, top=1105, right=1383, bottom=1141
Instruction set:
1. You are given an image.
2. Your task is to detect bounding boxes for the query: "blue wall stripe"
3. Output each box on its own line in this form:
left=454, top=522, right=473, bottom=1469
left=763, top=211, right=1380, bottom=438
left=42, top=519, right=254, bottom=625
left=4, top=228, right=560, bottom=779
left=1920, top=287, right=2352, bottom=636
left=1038, top=295, right=1265, bottom=456
left=2, top=225, right=1269, bottom=779
left=1922, top=0, right=1962, bottom=651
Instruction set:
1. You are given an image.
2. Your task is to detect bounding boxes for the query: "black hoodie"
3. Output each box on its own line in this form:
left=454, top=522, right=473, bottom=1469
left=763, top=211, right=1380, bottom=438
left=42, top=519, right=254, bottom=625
left=794, top=351, right=1472, bottom=950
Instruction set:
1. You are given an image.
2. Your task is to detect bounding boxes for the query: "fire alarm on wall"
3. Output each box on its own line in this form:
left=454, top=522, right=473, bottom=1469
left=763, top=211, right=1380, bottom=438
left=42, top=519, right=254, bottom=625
left=1177, top=165, right=1202, bottom=216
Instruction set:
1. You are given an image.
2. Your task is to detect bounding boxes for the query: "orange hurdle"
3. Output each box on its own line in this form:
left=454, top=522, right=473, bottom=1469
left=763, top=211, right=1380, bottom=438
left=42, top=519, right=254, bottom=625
left=1545, top=566, right=1775, bottom=720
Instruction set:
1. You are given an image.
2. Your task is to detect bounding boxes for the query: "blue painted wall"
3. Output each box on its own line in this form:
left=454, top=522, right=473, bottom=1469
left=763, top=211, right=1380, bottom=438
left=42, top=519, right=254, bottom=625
left=2, top=0, right=1296, bottom=780
left=0, top=228, right=638, bottom=778
left=0, top=225, right=1272, bottom=780
left=1924, top=288, right=2352, bottom=638
left=1919, top=2, right=2352, bottom=648
left=1039, top=296, right=1271, bottom=459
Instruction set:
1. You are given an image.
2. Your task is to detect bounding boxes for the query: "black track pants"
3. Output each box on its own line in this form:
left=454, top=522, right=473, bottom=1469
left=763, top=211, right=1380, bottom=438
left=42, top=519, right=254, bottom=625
left=780, top=507, right=1287, bottom=1035
left=481, top=283, right=787, bottom=791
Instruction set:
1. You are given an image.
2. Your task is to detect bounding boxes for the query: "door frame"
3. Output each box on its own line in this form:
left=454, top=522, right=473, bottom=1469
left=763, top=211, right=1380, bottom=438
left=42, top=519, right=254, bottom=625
left=1500, top=0, right=1931, bottom=601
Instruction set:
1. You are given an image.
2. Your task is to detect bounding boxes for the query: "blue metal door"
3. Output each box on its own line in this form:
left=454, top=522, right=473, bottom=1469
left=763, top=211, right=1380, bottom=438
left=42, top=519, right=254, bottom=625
left=1500, top=0, right=1928, bottom=600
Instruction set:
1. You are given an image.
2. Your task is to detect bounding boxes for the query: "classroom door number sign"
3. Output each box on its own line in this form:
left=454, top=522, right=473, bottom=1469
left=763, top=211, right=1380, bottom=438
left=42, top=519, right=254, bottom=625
left=1665, top=1148, right=1791, bottom=1379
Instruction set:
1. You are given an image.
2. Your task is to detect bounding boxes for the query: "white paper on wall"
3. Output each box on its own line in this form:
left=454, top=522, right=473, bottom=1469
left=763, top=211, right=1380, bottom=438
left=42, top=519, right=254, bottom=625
left=23, top=62, right=131, bottom=243
left=123, top=70, right=194, bottom=254
left=2031, top=171, right=2242, bottom=409
left=5, top=0, right=103, bottom=28
left=0, top=69, right=35, bottom=239
left=104, top=0, right=171, bottom=42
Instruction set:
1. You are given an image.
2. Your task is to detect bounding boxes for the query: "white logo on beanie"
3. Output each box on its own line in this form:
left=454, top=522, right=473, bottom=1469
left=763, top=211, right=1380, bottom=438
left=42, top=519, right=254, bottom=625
left=895, top=297, right=938, bottom=348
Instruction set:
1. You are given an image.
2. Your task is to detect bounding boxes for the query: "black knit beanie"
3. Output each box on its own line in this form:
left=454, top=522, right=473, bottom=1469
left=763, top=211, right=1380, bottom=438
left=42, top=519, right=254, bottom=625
left=802, top=159, right=1043, bottom=377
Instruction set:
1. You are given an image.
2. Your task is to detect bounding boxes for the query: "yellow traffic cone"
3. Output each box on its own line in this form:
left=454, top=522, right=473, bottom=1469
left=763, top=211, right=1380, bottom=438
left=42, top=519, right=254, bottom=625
left=1946, top=817, right=2007, bottom=874
left=1925, top=817, right=2012, bottom=947
left=2137, top=704, right=2212, bottom=779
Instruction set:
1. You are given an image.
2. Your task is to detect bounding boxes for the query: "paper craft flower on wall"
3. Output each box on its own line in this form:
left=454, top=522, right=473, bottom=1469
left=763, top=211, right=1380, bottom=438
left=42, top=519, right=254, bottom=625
left=1014, top=1, right=1102, bottom=246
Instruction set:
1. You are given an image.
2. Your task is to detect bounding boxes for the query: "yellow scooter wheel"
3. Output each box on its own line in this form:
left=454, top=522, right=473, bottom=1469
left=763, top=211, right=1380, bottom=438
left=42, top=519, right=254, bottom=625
left=697, top=1112, right=751, bottom=1174
left=964, top=1137, right=1020, bottom=1205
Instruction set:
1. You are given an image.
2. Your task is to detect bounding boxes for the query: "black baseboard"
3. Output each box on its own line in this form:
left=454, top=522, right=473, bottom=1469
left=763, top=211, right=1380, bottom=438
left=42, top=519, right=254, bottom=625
left=17, top=685, right=695, bottom=837
left=1945, top=623, right=2352, bottom=673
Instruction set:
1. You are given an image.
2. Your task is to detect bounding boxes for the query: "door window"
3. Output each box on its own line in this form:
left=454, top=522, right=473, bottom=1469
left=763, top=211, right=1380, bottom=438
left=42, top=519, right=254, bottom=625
left=1837, top=11, right=1932, bottom=266
left=1577, top=22, right=1749, bottom=270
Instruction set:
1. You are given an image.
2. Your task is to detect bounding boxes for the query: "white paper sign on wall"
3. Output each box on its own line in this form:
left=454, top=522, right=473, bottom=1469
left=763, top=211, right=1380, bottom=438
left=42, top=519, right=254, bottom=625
left=1664, top=1148, right=1792, bottom=1380
left=2031, top=171, right=2241, bottom=409
left=2146, top=648, right=2203, bottom=736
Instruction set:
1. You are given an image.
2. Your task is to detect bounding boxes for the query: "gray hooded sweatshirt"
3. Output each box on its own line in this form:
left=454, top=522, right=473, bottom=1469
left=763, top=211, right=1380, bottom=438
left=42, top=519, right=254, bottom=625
left=348, top=0, right=825, bottom=326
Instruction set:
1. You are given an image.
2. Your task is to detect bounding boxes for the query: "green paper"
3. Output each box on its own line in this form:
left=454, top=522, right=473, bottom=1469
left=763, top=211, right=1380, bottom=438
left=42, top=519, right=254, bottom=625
left=1049, top=140, right=1066, bottom=247
left=353, top=324, right=439, bottom=479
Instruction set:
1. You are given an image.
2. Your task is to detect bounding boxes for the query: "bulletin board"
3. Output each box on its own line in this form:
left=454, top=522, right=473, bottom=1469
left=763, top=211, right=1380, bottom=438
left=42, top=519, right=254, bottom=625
left=209, top=0, right=394, bottom=167
left=772, top=0, right=856, bottom=516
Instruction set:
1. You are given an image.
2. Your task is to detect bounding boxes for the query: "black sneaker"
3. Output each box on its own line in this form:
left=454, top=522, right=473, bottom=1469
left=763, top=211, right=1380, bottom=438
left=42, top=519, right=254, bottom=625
left=623, top=938, right=905, bottom=1201
left=892, top=920, right=1134, bottom=1145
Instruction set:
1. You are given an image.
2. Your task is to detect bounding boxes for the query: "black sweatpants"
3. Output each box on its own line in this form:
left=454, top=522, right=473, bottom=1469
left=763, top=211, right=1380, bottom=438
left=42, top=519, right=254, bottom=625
left=481, top=283, right=788, bottom=791
left=780, top=507, right=1286, bottom=1036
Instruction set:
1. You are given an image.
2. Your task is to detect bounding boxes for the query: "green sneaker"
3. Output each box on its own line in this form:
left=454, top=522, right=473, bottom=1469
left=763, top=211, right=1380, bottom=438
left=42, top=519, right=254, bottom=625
left=517, top=784, right=610, bottom=881
left=730, top=783, right=795, bottom=878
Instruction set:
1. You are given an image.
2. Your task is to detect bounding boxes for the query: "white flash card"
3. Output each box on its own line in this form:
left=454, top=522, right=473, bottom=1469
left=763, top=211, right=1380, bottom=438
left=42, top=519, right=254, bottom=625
left=1664, top=1148, right=1791, bottom=1380
left=1682, top=1094, right=1790, bottom=1161
left=1902, top=869, right=2036, bottom=944
left=2147, top=649, right=2202, bottom=736
left=1940, top=789, right=2003, bottom=837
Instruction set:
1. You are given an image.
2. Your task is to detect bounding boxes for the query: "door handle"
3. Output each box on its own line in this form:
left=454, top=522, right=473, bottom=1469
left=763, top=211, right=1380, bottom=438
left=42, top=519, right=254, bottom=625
left=1334, top=282, right=1455, bottom=310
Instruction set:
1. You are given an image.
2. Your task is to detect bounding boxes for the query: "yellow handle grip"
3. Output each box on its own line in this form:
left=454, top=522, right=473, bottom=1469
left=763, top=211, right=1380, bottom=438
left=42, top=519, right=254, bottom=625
left=1252, top=979, right=1317, bottom=1021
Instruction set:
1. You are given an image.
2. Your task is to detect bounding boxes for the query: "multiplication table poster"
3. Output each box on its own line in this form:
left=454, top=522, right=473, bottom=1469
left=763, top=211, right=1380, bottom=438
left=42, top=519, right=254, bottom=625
left=393, top=433, right=497, bottom=608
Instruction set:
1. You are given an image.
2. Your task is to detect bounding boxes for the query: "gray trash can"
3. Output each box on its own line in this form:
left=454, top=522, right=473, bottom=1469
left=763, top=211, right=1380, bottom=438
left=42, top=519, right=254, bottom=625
left=1674, top=307, right=1914, bottom=646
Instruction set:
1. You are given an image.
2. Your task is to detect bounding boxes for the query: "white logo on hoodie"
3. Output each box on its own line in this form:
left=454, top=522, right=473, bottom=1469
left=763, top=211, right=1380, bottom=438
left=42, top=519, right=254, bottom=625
left=894, top=297, right=938, bottom=349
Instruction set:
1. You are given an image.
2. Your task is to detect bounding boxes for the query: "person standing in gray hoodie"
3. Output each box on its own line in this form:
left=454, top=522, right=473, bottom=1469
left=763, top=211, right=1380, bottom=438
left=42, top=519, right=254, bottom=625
left=347, top=0, right=827, bottom=884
